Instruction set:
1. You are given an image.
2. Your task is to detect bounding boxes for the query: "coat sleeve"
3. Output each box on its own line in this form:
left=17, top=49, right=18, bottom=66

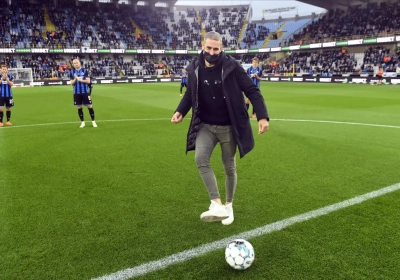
left=175, top=73, right=192, bottom=118
left=235, top=63, right=269, bottom=121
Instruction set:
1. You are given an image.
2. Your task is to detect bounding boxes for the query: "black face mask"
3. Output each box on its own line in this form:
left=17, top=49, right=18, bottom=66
left=203, top=51, right=220, bottom=64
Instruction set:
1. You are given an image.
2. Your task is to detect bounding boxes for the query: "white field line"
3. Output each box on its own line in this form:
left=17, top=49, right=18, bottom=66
left=1, top=118, right=400, bottom=130
left=92, top=183, right=400, bottom=280
left=2, top=117, right=399, bottom=278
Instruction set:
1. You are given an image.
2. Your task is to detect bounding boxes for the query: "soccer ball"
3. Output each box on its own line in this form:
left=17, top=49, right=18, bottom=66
left=225, top=239, right=255, bottom=270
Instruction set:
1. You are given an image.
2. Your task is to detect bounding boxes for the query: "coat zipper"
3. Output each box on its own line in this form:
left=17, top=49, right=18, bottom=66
left=195, top=67, right=199, bottom=109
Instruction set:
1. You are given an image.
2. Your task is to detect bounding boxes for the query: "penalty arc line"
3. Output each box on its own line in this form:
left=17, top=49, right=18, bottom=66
left=1, top=118, right=400, bottom=130
left=92, top=182, right=400, bottom=280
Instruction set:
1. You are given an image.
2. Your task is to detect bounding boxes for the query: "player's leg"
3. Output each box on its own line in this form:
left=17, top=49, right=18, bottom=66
left=180, top=82, right=184, bottom=96
left=84, top=94, right=96, bottom=127
left=216, top=125, right=237, bottom=225
left=5, top=97, right=14, bottom=126
left=195, top=123, right=229, bottom=222
left=251, top=85, right=258, bottom=118
left=78, top=105, right=85, bottom=128
left=0, top=110, right=3, bottom=127
left=0, top=98, right=4, bottom=127
left=75, top=94, right=85, bottom=128
left=5, top=108, right=12, bottom=126
left=184, top=83, right=188, bottom=95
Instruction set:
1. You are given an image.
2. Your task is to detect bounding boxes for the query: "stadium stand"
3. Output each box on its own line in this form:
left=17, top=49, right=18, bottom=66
left=2, top=0, right=400, bottom=79
left=287, top=1, right=400, bottom=46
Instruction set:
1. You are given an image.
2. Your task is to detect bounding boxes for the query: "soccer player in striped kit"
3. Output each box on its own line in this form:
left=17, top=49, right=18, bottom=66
left=246, top=57, right=263, bottom=118
left=70, top=59, right=97, bottom=128
left=180, top=68, right=188, bottom=97
left=0, top=65, right=14, bottom=127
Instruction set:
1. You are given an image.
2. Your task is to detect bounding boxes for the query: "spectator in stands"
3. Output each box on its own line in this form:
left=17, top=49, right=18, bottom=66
left=377, top=66, right=383, bottom=85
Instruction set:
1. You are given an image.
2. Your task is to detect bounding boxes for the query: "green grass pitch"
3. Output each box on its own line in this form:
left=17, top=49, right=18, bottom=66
left=1, top=82, right=400, bottom=280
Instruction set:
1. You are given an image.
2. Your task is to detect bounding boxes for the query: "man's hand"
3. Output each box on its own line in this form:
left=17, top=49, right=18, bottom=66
left=171, top=112, right=183, bottom=124
left=258, top=118, right=269, bottom=135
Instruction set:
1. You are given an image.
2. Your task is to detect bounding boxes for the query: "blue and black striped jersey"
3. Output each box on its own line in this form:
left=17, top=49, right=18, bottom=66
left=0, top=74, right=13, bottom=98
left=70, top=68, right=89, bottom=94
left=180, top=72, right=187, bottom=83
left=247, top=67, right=263, bottom=88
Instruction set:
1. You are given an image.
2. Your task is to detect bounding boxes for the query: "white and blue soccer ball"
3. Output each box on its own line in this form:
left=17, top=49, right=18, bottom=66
left=225, top=239, right=255, bottom=270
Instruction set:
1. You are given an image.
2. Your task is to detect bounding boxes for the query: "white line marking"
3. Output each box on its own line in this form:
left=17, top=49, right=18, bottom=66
left=1, top=118, right=400, bottom=130
left=273, top=118, right=400, bottom=129
left=92, top=182, right=400, bottom=280
left=3, top=116, right=400, bottom=278
left=0, top=118, right=170, bottom=129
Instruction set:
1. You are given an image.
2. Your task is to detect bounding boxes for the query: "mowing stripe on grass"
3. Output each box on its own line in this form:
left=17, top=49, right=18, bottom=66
left=92, top=182, right=400, bottom=280
left=1, top=118, right=400, bottom=130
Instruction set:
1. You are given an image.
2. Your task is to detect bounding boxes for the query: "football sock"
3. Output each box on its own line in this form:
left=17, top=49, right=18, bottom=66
left=88, top=108, right=95, bottom=121
left=78, top=108, right=84, bottom=121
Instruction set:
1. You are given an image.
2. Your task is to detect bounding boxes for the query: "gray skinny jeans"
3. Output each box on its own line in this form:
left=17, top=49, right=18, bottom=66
left=194, top=123, right=237, bottom=203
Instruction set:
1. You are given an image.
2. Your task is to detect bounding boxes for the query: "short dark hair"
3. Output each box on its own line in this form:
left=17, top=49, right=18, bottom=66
left=203, top=31, right=222, bottom=44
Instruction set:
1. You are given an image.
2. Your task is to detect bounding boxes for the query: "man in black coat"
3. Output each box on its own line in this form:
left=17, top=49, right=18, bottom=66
left=171, top=31, right=269, bottom=225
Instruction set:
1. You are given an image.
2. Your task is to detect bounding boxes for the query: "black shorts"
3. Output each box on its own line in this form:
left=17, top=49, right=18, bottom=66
left=74, top=94, right=92, bottom=106
left=0, top=97, right=14, bottom=108
left=181, top=82, right=187, bottom=87
left=377, top=75, right=382, bottom=80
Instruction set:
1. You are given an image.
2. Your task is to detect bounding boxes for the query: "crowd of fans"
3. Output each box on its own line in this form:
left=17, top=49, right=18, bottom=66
left=242, top=23, right=269, bottom=47
left=2, top=1, right=400, bottom=79
left=287, top=2, right=400, bottom=46
left=263, top=45, right=400, bottom=76
left=3, top=46, right=400, bottom=79
left=0, top=0, right=249, bottom=50
left=275, top=49, right=358, bottom=74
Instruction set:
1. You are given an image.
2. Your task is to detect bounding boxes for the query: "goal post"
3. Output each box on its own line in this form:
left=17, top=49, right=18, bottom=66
left=8, top=68, right=33, bottom=87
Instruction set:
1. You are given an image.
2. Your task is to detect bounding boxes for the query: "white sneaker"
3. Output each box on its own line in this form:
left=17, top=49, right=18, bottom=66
left=79, top=122, right=85, bottom=128
left=92, top=121, right=97, bottom=128
left=221, top=203, right=234, bottom=225
left=200, top=200, right=229, bottom=222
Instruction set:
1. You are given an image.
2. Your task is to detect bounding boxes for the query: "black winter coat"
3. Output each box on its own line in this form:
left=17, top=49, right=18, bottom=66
left=176, top=52, right=269, bottom=158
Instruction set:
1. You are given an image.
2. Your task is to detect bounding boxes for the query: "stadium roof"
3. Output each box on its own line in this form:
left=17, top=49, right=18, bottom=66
left=131, top=0, right=178, bottom=7
left=88, top=0, right=370, bottom=9
left=77, top=0, right=179, bottom=7
left=297, top=0, right=369, bottom=10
